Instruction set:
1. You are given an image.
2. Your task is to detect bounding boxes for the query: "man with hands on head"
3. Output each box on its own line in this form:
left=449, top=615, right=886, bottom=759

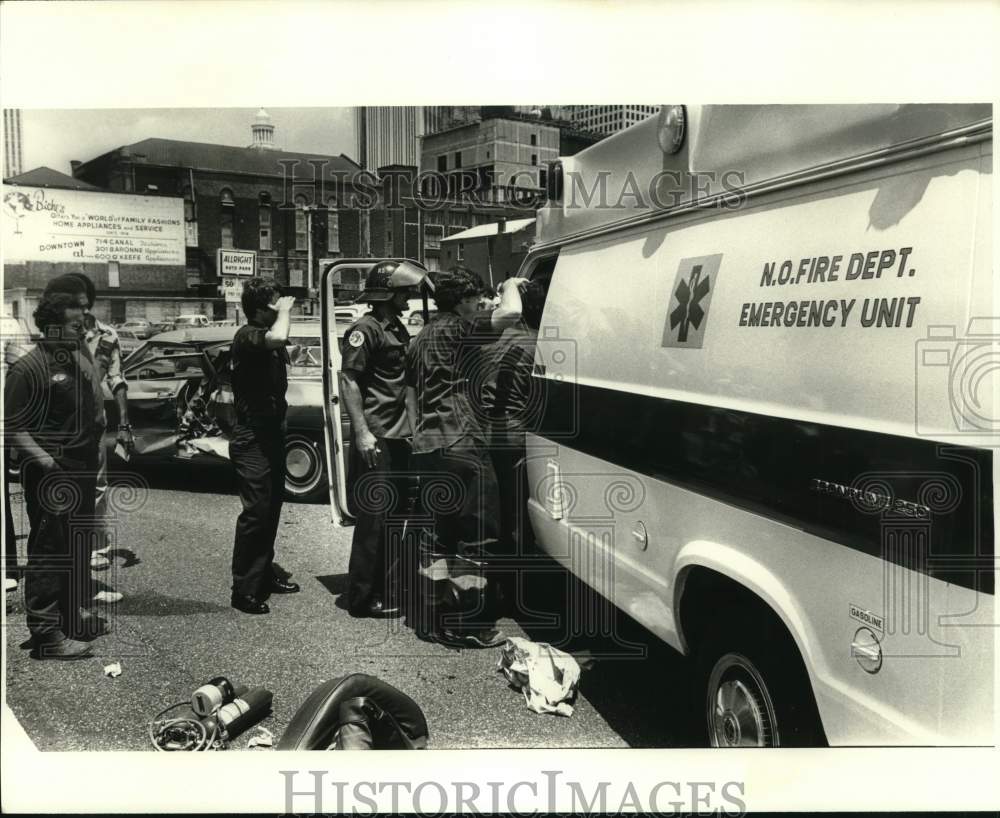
left=229, top=278, right=300, bottom=615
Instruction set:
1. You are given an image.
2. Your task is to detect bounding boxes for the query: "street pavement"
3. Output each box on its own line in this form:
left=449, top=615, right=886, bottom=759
left=4, top=461, right=696, bottom=751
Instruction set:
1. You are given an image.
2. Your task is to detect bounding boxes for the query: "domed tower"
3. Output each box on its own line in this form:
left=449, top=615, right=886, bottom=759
left=249, top=107, right=276, bottom=150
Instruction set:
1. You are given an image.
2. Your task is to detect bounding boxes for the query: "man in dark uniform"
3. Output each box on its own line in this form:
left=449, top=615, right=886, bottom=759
left=4, top=292, right=103, bottom=659
left=404, top=267, right=527, bottom=647
left=341, top=259, right=432, bottom=617
left=480, top=280, right=547, bottom=590
left=229, top=278, right=300, bottom=615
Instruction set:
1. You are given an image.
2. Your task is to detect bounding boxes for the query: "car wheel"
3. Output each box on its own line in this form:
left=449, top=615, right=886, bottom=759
left=284, top=433, right=326, bottom=502
left=698, top=619, right=826, bottom=747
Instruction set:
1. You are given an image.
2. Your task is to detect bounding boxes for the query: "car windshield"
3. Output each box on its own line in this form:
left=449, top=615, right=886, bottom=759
left=127, top=353, right=205, bottom=382
left=288, top=335, right=321, bottom=377
left=127, top=342, right=200, bottom=368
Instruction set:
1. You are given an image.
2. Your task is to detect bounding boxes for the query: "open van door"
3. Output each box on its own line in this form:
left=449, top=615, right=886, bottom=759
left=319, top=258, right=382, bottom=525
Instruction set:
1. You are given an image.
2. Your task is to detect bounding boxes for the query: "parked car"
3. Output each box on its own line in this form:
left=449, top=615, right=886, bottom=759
left=152, top=321, right=177, bottom=334
left=119, top=318, right=155, bottom=339
left=174, top=314, right=211, bottom=328
left=105, top=324, right=333, bottom=502
left=116, top=329, right=144, bottom=359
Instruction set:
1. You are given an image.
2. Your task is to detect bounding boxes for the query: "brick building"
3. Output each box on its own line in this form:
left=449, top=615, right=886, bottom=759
left=70, top=111, right=535, bottom=312
left=71, top=111, right=366, bottom=317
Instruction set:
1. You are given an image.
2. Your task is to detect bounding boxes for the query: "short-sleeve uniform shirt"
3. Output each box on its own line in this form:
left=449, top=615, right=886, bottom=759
left=230, top=322, right=289, bottom=425
left=404, top=311, right=503, bottom=454
left=479, top=322, right=540, bottom=444
left=85, top=318, right=127, bottom=396
left=340, top=313, right=411, bottom=439
left=4, top=342, right=101, bottom=462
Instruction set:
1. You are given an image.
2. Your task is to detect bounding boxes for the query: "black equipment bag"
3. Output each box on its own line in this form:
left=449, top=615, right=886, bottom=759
left=276, top=673, right=428, bottom=750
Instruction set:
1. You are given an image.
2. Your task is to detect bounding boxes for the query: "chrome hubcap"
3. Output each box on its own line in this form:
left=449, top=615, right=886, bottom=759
left=286, top=445, right=316, bottom=481
left=708, top=654, right=778, bottom=747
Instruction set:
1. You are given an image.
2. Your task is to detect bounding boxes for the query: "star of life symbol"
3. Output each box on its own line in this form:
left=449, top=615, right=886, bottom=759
left=670, top=265, right=710, bottom=342
left=661, top=254, right=723, bottom=349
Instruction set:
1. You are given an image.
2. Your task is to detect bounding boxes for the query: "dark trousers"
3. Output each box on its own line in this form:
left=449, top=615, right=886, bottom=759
left=411, top=439, right=500, bottom=557
left=346, top=436, right=410, bottom=612
left=489, top=445, right=531, bottom=558
left=22, top=454, right=97, bottom=643
left=230, top=421, right=286, bottom=597
left=488, top=444, right=534, bottom=613
left=5, top=458, right=18, bottom=579
left=411, top=438, right=502, bottom=632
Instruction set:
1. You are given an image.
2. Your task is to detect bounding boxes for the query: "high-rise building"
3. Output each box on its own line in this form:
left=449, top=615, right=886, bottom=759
left=354, top=106, right=482, bottom=172
left=354, top=107, right=423, bottom=170
left=419, top=109, right=599, bottom=205
left=3, top=109, right=24, bottom=178
left=565, top=105, right=660, bottom=136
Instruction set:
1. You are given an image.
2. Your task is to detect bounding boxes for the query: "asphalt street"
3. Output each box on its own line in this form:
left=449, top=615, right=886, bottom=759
left=4, top=461, right=696, bottom=751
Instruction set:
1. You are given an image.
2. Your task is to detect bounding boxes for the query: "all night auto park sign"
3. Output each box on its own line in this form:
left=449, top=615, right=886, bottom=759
left=218, top=249, right=257, bottom=303
left=2, top=185, right=185, bottom=265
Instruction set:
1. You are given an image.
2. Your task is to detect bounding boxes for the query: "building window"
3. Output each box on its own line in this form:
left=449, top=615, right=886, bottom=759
left=386, top=230, right=393, bottom=257
left=539, top=168, right=548, bottom=191
left=258, top=193, right=272, bottom=252
left=220, top=188, right=235, bottom=249
left=457, top=242, right=464, bottom=262
left=294, top=194, right=308, bottom=251
left=108, top=260, right=120, bottom=289
left=423, top=224, right=443, bottom=250
left=530, top=134, right=537, bottom=146
left=437, top=155, right=447, bottom=173
left=454, top=151, right=462, bottom=168
left=327, top=196, right=340, bottom=253
left=531, top=154, right=537, bottom=166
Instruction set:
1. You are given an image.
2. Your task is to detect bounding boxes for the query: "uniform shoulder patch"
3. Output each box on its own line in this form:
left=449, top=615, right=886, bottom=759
left=348, top=330, right=366, bottom=348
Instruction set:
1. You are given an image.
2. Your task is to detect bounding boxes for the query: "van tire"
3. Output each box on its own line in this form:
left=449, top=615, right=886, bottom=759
left=695, top=618, right=826, bottom=747
left=283, top=434, right=327, bottom=503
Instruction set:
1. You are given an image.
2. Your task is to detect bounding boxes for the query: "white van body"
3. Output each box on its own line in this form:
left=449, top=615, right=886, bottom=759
left=521, top=105, right=993, bottom=746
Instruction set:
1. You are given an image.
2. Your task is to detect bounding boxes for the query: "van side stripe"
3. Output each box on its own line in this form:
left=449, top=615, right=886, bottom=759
left=539, top=380, right=994, bottom=595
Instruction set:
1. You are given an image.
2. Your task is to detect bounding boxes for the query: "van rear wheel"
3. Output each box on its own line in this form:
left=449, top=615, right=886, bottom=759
left=706, top=651, right=779, bottom=746
left=697, top=620, right=825, bottom=747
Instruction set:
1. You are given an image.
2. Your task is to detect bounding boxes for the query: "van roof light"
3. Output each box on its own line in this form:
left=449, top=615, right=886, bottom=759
left=657, top=105, right=687, bottom=155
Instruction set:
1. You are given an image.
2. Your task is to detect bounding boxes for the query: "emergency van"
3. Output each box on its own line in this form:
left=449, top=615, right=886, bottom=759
left=518, top=105, right=994, bottom=746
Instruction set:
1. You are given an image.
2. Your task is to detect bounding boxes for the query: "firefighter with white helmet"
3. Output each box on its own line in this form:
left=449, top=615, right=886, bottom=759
left=340, top=260, right=432, bottom=617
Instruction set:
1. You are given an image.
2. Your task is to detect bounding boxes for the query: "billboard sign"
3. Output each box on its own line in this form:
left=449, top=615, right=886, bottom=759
left=2, top=185, right=185, bottom=266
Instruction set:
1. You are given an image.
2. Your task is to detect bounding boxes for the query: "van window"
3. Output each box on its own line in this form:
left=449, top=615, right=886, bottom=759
left=525, top=253, right=558, bottom=303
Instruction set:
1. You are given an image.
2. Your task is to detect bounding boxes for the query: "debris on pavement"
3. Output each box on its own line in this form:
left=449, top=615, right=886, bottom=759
left=496, top=637, right=581, bottom=717
left=247, top=726, right=274, bottom=749
left=103, top=662, right=122, bottom=678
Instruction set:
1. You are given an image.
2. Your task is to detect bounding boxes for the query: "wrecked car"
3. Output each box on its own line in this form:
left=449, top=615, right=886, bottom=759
left=104, top=324, right=332, bottom=502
